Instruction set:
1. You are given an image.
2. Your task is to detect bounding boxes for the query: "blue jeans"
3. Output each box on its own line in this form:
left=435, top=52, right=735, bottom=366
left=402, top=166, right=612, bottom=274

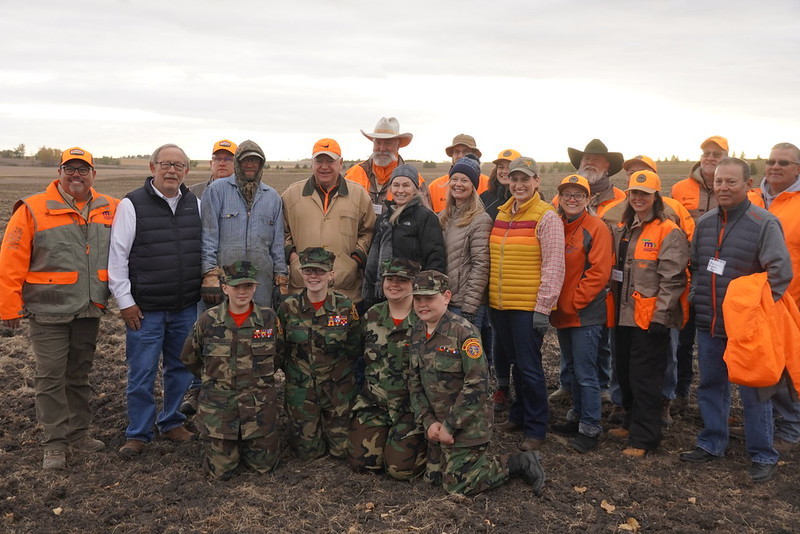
left=772, top=386, right=800, bottom=444
left=490, top=309, right=548, bottom=439
left=125, top=306, right=196, bottom=442
left=557, top=325, right=603, bottom=436
left=562, top=326, right=612, bottom=394
left=695, top=330, right=777, bottom=464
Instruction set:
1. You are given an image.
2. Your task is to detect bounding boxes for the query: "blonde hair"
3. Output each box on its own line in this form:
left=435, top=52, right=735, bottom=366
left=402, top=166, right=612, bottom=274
left=439, top=188, right=485, bottom=228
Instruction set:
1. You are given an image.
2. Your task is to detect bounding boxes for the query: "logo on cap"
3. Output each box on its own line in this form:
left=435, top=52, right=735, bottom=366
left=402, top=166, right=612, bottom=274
left=636, top=174, right=647, bottom=183
left=70, top=149, right=85, bottom=156
left=569, top=176, right=578, bottom=183
left=502, top=150, right=512, bottom=157
left=219, top=141, right=231, bottom=147
left=635, top=155, right=643, bottom=160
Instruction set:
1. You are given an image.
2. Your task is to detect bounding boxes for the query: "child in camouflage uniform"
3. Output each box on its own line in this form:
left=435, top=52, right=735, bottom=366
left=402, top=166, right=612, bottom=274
left=180, top=261, right=281, bottom=479
left=278, top=247, right=362, bottom=459
left=347, top=258, right=426, bottom=480
left=408, top=270, right=547, bottom=496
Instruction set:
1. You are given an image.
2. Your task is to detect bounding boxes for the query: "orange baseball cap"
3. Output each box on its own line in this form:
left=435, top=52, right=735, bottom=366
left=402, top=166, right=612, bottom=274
left=60, top=147, right=93, bottom=167
left=626, top=170, right=661, bottom=194
left=558, top=174, right=591, bottom=197
left=212, top=139, right=237, bottom=155
left=701, top=136, right=728, bottom=152
left=312, top=138, right=342, bottom=159
left=622, top=155, right=658, bottom=173
left=493, top=148, right=521, bottom=165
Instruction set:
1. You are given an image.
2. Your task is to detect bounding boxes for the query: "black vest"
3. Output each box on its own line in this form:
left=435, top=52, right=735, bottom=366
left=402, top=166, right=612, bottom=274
left=126, top=178, right=202, bottom=311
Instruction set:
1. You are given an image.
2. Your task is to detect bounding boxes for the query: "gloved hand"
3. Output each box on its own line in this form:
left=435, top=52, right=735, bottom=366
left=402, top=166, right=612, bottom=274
left=647, top=322, right=669, bottom=337
left=201, top=267, right=224, bottom=305
left=532, top=312, right=550, bottom=334
left=462, top=312, right=477, bottom=325
left=274, top=274, right=290, bottom=296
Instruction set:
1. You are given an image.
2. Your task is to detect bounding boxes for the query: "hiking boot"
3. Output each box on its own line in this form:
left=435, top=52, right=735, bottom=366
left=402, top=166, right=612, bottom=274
left=548, top=387, right=571, bottom=404
left=492, top=389, right=510, bottom=413
left=679, top=447, right=720, bottom=463
left=497, top=421, right=523, bottom=433
left=607, top=428, right=629, bottom=440
left=661, top=398, right=673, bottom=427
left=773, top=438, right=799, bottom=454
left=607, top=405, right=625, bottom=425
left=180, top=387, right=200, bottom=415
left=42, top=449, right=66, bottom=470
left=119, top=439, right=145, bottom=459
left=519, top=437, right=545, bottom=451
left=670, top=395, right=689, bottom=416
left=622, top=447, right=647, bottom=459
left=507, top=451, right=546, bottom=496
left=749, top=462, right=777, bottom=483
left=550, top=420, right=579, bottom=436
left=569, top=433, right=598, bottom=454
left=161, top=425, right=194, bottom=442
left=70, top=436, right=106, bottom=453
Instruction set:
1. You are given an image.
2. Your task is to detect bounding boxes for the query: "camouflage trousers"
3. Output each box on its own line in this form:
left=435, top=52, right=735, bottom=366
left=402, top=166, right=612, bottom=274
left=285, top=375, right=356, bottom=460
left=346, top=406, right=426, bottom=480
left=425, top=441, right=510, bottom=496
left=203, top=433, right=280, bottom=479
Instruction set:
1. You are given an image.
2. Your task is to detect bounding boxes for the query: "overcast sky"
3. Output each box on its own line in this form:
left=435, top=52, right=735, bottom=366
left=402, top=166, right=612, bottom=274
left=2, top=0, right=798, bottom=164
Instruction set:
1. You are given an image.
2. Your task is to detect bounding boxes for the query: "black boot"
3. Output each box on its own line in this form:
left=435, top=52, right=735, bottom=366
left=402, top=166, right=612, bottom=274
left=507, top=451, right=546, bottom=496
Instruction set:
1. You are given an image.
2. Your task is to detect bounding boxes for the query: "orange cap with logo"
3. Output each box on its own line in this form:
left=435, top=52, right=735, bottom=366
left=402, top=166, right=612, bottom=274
left=701, top=136, right=729, bottom=152
left=626, top=170, right=661, bottom=194
left=312, top=138, right=342, bottom=159
left=558, top=174, right=591, bottom=197
left=60, top=147, right=94, bottom=167
left=493, top=148, right=522, bottom=165
left=213, top=139, right=237, bottom=155
left=622, top=155, right=658, bottom=173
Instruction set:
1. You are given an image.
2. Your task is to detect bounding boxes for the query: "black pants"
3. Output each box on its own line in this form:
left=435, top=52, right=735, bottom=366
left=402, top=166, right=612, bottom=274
left=614, top=325, right=670, bottom=450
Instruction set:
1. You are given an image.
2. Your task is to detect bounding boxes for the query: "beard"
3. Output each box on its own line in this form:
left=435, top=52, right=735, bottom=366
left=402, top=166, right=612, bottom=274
left=372, top=151, right=398, bottom=167
left=579, top=166, right=608, bottom=185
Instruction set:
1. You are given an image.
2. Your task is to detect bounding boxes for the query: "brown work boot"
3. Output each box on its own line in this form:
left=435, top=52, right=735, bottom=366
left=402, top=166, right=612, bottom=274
left=118, top=439, right=146, bottom=459
left=42, top=449, right=66, bottom=470
left=622, top=447, right=647, bottom=458
left=519, top=437, right=545, bottom=451
left=180, top=387, right=200, bottom=415
left=71, top=436, right=106, bottom=453
left=497, top=420, right=524, bottom=433
left=661, top=398, right=673, bottom=427
left=548, top=387, right=571, bottom=404
left=607, top=428, right=630, bottom=440
left=161, top=425, right=194, bottom=442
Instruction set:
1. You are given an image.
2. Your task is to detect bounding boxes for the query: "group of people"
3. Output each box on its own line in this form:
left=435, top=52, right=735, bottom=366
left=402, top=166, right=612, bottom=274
left=1, top=115, right=799, bottom=494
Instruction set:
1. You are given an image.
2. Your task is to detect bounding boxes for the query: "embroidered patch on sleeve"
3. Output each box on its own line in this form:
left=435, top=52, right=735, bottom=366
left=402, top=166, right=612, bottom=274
left=462, top=338, right=482, bottom=359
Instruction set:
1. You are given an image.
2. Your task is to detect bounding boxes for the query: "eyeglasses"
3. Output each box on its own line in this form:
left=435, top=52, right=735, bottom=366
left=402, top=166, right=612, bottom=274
left=155, top=161, right=187, bottom=171
left=301, top=267, right=328, bottom=276
left=212, top=156, right=233, bottom=162
left=702, top=151, right=725, bottom=159
left=561, top=192, right=587, bottom=201
left=61, top=165, right=92, bottom=176
left=766, top=159, right=799, bottom=167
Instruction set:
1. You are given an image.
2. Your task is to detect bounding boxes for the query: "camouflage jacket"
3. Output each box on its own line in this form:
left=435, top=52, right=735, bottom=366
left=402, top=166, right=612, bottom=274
left=353, top=301, right=418, bottom=414
left=180, top=300, right=279, bottom=440
left=277, top=289, right=362, bottom=386
left=408, top=311, right=493, bottom=447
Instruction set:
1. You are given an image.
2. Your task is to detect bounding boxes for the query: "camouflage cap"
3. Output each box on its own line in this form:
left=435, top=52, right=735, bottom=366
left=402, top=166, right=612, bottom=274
left=413, top=270, right=449, bottom=295
left=222, top=261, right=259, bottom=286
left=380, top=258, right=421, bottom=280
left=299, top=247, right=335, bottom=271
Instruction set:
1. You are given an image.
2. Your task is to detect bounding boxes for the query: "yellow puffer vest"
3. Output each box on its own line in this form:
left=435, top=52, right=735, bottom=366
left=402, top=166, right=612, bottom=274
left=489, top=192, right=554, bottom=311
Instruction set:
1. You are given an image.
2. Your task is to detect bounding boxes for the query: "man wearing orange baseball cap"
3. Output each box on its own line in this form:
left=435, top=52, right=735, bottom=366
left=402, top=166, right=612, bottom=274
left=282, top=138, right=375, bottom=302
left=188, top=139, right=238, bottom=200
left=0, top=147, right=119, bottom=469
left=428, top=134, right=490, bottom=213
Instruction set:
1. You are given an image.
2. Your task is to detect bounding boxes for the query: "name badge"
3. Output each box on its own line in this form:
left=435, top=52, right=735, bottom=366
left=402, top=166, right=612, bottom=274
left=373, top=203, right=383, bottom=215
left=611, top=269, right=623, bottom=282
left=707, top=258, right=726, bottom=275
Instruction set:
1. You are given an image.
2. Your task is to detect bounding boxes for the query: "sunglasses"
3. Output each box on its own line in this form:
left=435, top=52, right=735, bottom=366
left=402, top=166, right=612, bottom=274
left=766, top=159, right=799, bottom=167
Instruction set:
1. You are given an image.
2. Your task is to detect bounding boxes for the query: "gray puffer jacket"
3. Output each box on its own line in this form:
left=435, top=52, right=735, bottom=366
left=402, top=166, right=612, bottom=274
left=440, top=208, right=493, bottom=315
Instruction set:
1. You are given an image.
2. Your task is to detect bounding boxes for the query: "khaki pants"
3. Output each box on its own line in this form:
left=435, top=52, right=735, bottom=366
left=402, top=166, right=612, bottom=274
left=30, top=317, right=100, bottom=450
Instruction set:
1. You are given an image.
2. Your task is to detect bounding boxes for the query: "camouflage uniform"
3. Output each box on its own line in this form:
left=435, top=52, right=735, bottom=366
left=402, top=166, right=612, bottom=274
left=181, top=299, right=281, bottom=478
left=408, top=271, right=510, bottom=496
left=347, top=301, right=426, bottom=480
left=278, top=288, right=361, bottom=459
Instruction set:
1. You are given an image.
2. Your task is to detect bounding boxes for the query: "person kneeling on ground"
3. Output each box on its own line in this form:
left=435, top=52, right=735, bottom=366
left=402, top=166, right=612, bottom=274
left=181, top=261, right=281, bottom=479
left=408, top=270, right=546, bottom=496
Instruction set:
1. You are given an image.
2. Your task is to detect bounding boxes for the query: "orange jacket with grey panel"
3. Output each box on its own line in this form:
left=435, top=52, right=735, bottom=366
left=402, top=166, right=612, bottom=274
left=550, top=211, right=614, bottom=328
left=599, top=196, right=696, bottom=241
left=428, top=173, right=490, bottom=213
left=489, top=192, right=554, bottom=311
left=0, top=180, right=118, bottom=320
left=670, top=163, right=717, bottom=220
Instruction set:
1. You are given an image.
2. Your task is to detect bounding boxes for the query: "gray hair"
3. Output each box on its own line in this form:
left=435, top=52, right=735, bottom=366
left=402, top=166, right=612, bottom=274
left=771, top=142, right=800, bottom=161
left=150, top=144, right=190, bottom=166
left=716, top=157, right=751, bottom=181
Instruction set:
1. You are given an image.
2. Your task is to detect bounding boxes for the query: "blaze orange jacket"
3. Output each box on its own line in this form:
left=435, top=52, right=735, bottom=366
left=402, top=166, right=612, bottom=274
left=552, top=186, right=626, bottom=217
left=429, top=173, right=489, bottom=213
left=345, top=158, right=431, bottom=209
left=599, top=196, right=695, bottom=241
left=670, top=164, right=717, bottom=220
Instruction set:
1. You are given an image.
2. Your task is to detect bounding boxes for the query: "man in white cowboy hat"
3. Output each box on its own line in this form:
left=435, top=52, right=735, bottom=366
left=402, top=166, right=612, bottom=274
left=345, top=116, right=431, bottom=213
left=428, top=134, right=491, bottom=213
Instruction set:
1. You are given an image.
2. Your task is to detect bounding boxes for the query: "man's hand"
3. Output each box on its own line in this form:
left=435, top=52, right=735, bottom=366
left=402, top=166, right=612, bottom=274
left=274, top=274, right=289, bottom=296
left=121, top=305, right=144, bottom=331
left=437, top=425, right=455, bottom=446
left=201, top=267, right=223, bottom=305
left=289, top=251, right=300, bottom=265
left=3, top=318, right=21, bottom=329
left=427, top=422, right=443, bottom=442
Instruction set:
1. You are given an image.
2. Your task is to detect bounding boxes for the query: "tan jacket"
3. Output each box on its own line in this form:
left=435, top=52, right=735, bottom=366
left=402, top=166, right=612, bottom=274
left=440, top=209, right=492, bottom=315
left=282, top=176, right=376, bottom=302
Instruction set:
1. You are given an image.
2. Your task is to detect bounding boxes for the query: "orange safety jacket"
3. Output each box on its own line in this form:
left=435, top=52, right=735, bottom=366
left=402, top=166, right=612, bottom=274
left=0, top=180, right=118, bottom=320
left=599, top=195, right=696, bottom=242
left=344, top=157, right=430, bottom=208
left=670, top=165, right=717, bottom=220
left=428, top=173, right=490, bottom=213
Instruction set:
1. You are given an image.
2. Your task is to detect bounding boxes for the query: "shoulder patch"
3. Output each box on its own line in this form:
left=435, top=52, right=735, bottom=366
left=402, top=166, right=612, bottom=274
left=350, top=304, right=359, bottom=321
left=462, top=338, right=482, bottom=359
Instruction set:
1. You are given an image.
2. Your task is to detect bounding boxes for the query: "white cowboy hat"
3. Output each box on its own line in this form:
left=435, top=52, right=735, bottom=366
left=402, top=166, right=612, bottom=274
left=360, top=117, right=413, bottom=148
